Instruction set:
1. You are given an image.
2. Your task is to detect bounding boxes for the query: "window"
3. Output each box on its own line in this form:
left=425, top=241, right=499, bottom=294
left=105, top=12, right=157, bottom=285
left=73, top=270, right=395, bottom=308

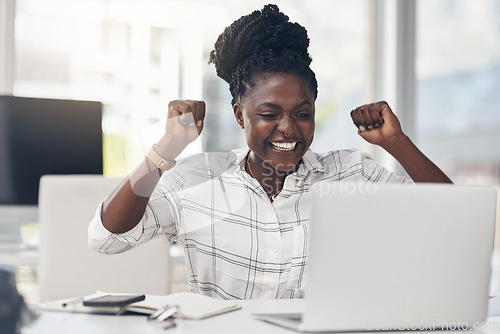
left=416, top=0, right=500, bottom=184
left=13, top=0, right=369, bottom=175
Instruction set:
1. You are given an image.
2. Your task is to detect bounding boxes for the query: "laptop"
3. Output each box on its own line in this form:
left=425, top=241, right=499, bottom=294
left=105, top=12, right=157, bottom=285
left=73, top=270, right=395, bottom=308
left=254, top=183, right=497, bottom=332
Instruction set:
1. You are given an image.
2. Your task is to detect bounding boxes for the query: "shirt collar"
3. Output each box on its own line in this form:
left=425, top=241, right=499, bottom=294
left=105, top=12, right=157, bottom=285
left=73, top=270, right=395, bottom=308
left=299, top=149, right=327, bottom=174
left=233, top=147, right=250, bottom=169
left=290, top=149, right=327, bottom=180
left=230, top=147, right=327, bottom=177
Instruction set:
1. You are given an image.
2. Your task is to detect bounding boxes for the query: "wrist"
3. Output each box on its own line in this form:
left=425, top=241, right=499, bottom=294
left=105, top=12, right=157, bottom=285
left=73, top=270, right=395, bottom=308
left=154, top=136, right=183, bottom=161
left=380, top=133, right=413, bottom=157
left=146, top=144, right=176, bottom=171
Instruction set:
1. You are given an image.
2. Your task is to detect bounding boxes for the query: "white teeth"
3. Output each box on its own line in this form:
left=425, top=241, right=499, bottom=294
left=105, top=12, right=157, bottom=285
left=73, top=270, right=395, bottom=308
left=271, top=141, right=297, bottom=151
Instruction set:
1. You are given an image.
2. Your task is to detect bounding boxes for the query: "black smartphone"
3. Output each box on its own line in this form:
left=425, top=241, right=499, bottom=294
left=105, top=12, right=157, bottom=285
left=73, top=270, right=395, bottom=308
left=82, top=294, right=145, bottom=307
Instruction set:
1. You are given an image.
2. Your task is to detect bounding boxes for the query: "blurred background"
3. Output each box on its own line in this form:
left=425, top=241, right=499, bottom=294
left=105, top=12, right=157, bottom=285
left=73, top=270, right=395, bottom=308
left=1, top=0, right=500, bottom=302
left=4, top=0, right=500, bottom=182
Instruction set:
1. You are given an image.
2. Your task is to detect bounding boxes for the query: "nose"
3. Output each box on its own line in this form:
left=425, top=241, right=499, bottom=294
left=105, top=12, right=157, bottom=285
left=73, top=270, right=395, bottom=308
left=276, top=115, right=295, bottom=137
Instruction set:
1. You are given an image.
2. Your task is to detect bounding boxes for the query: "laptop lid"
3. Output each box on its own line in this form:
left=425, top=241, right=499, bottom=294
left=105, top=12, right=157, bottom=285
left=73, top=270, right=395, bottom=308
left=302, top=183, right=497, bottom=332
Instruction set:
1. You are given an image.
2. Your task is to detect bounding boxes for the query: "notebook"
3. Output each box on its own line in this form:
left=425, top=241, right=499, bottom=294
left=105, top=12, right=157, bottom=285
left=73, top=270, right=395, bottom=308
left=41, top=291, right=241, bottom=319
left=255, top=183, right=497, bottom=332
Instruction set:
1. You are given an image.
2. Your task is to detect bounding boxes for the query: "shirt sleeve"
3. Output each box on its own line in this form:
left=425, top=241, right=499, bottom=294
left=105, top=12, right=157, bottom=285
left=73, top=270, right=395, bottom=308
left=88, top=152, right=219, bottom=255
left=359, top=151, right=414, bottom=184
left=88, top=193, right=177, bottom=254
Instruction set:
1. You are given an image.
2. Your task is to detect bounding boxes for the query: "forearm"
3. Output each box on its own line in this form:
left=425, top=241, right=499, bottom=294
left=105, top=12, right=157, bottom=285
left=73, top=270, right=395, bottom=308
left=100, top=100, right=205, bottom=234
left=101, top=157, right=163, bottom=233
left=381, top=134, right=453, bottom=183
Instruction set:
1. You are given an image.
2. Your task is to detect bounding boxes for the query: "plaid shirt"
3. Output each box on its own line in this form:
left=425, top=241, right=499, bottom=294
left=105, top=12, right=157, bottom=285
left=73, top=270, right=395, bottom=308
left=89, top=148, right=411, bottom=300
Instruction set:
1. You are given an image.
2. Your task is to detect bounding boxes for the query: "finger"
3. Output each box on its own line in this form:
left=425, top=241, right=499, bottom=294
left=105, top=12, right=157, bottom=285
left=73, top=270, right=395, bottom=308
left=168, top=102, right=183, bottom=118
left=365, top=104, right=384, bottom=129
left=377, top=101, right=392, bottom=119
left=184, top=100, right=206, bottom=123
left=360, top=105, right=378, bottom=130
left=350, top=109, right=364, bottom=130
left=197, top=101, right=206, bottom=134
left=352, top=103, right=387, bottom=132
left=169, top=100, right=193, bottom=117
left=191, top=101, right=205, bottom=133
left=178, top=104, right=194, bottom=126
left=198, top=101, right=206, bottom=122
left=195, top=119, right=204, bottom=135
left=352, top=105, right=371, bottom=131
left=190, top=100, right=205, bottom=123
left=180, top=110, right=195, bottom=127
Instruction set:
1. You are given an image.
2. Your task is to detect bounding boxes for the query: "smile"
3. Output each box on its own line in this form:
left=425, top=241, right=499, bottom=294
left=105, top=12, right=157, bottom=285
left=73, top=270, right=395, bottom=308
left=270, top=141, right=297, bottom=151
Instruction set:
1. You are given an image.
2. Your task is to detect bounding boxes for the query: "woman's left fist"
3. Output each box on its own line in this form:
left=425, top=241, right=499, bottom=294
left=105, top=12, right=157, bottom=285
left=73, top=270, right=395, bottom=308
left=350, top=101, right=403, bottom=147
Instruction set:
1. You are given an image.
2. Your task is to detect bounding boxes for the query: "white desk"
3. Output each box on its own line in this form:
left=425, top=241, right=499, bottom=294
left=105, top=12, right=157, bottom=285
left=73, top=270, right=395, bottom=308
left=21, top=299, right=500, bottom=334
left=22, top=299, right=303, bottom=334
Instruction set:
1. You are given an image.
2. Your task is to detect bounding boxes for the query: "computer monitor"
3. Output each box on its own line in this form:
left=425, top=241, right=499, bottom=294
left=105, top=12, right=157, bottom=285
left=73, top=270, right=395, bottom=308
left=0, top=95, right=103, bottom=243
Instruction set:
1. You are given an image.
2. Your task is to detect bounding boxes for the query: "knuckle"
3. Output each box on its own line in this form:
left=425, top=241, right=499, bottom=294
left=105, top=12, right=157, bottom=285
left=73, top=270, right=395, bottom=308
left=169, top=100, right=181, bottom=107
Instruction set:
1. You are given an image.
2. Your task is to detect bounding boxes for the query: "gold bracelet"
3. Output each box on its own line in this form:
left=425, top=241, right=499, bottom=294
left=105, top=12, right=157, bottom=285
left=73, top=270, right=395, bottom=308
left=146, top=144, right=176, bottom=171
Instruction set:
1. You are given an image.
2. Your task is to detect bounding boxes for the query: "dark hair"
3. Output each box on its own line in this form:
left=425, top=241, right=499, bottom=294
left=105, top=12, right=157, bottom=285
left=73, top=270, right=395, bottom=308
left=209, top=4, right=318, bottom=106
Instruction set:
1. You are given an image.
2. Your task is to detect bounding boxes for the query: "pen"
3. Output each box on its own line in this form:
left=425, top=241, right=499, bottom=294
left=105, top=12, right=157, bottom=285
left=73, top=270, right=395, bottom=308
left=148, top=306, right=170, bottom=320
left=148, top=305, right=178, bottom=321
left=157, top=306, right=178, bottom=322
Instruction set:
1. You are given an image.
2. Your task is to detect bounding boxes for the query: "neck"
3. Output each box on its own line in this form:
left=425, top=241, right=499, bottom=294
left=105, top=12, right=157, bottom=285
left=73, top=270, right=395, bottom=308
left=246, top=152, right=296, bottom=197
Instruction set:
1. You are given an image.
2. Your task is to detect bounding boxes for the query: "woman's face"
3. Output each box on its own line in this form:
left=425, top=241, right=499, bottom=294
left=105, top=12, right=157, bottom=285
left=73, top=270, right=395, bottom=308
left=233, top=72, right=315, bottom=172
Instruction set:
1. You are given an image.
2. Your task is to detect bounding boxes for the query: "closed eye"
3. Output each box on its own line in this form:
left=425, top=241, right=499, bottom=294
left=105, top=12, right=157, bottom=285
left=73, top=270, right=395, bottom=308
left=259, top=113, right=277, bottom=118
left=296, top=111, right=313, bottom=118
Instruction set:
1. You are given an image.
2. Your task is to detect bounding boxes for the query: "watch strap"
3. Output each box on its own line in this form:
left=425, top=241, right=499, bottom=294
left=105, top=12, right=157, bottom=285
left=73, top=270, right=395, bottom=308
left=146, top=145, right=176, bottom=171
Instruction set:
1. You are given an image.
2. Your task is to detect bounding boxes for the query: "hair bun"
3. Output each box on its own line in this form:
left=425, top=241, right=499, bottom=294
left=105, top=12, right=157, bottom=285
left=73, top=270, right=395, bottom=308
left=210, top=4, right=312, bottom=83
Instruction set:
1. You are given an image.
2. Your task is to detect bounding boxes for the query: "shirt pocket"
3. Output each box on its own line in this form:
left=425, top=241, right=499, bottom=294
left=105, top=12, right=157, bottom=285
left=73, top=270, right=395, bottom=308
left=286, top=221, right=309, bottom=292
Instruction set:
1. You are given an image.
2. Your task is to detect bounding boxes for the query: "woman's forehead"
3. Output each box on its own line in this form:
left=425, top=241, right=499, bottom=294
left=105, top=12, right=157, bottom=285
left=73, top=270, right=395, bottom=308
left=241, top=72, right=315, bottom=105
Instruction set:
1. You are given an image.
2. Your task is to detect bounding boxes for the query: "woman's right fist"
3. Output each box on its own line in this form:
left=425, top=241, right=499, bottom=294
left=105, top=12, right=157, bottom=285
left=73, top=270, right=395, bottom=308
left=156, top=100, right=206, bottom=160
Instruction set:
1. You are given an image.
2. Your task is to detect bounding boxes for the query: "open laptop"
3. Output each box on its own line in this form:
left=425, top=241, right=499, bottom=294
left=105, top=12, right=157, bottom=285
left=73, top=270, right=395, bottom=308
left=254, top=183, right=497, bottom=332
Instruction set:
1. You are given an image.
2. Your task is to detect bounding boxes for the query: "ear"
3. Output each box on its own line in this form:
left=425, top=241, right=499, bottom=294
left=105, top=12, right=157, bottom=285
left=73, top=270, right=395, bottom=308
left=233, top=103, right=244, bottom=129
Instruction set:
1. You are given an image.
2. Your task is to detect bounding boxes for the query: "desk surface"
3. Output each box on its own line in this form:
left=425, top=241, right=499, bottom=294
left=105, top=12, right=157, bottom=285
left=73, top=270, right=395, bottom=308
left=23, top=299, right=304, bottom=334
left=22, top=299, right=500, bottom=334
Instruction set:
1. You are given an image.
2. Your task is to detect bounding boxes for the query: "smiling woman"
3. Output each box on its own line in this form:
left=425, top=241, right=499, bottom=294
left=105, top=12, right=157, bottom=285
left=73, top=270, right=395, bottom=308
left=88, top=4, right=452, bottom=300
left=234, top=72, right=316, bottom=196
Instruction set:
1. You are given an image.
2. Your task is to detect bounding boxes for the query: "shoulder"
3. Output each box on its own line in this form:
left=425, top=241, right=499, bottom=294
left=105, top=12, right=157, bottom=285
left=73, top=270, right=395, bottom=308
left=309, top=148, right=376, bottom=171
left=309, top=149, right=411, bottom=183
left=173, top=150, right=239, bottom=171
left=159, top=149, right=242, bottom=187
left=156, top=148, right=247, bottom=195
left=306, top=148, right=392, bottom=182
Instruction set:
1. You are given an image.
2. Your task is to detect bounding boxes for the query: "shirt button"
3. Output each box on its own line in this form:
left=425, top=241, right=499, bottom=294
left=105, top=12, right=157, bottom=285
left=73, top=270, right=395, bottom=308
left=272, top=245, right=279, bottom=254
